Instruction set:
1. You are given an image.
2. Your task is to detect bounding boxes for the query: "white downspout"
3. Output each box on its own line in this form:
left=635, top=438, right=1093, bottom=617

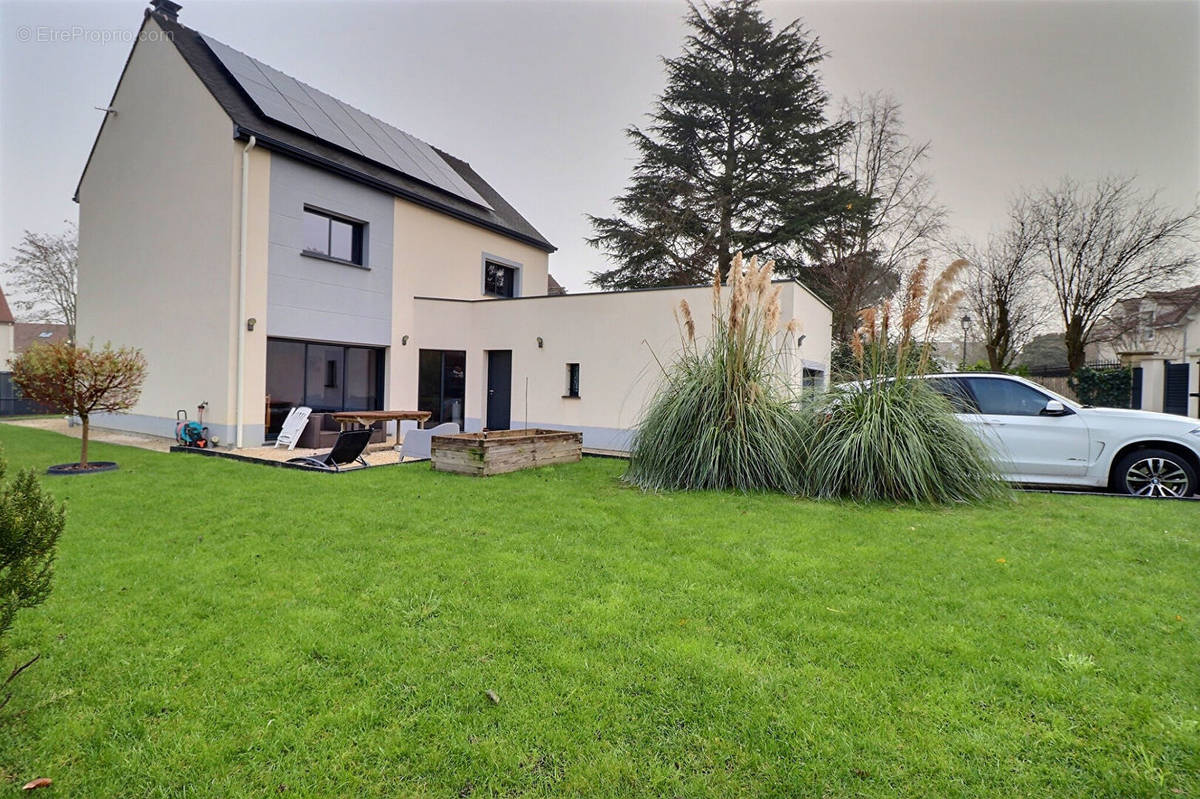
left=236, top=135, right=257, bottom=448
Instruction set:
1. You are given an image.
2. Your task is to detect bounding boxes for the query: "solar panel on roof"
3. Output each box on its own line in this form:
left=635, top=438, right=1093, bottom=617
left=340, top=103, right=436, bottom=183
left=303, top=90, right=397, bottom=167
left=201, top=34, right=492, bottom=210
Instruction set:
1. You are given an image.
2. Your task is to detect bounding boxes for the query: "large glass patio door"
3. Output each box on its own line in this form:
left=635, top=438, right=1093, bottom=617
left=266, top=338, right=384, bottom=438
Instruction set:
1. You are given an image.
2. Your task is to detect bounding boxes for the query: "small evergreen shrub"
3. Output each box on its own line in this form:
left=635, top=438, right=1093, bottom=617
left=0, top=454, right=66, bottom=656
left=626, top=254, right=806, bottom=492
left=804, top=260, right=1007, bottom=503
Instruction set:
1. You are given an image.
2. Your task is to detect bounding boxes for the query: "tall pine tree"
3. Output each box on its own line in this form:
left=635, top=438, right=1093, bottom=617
left=588, top=0, right=858, bottom=289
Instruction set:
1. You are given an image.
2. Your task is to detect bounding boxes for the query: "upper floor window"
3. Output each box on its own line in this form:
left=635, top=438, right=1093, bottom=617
left=484, top=261, right=516, bottom=297
left=303, top=207, right=364, bottom=266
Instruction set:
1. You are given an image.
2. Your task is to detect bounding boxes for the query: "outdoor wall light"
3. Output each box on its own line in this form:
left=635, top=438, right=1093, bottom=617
left=402, top=335, right=409, bottom=346
left=536, top=336, right=544, bottom=349
left=796, top=334, right=806, bottom=347
left=246, top=317, right=256, bottom=331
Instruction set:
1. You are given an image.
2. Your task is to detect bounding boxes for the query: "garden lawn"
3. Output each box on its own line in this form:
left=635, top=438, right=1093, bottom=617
left=0, top=424, right=1197, bottom=798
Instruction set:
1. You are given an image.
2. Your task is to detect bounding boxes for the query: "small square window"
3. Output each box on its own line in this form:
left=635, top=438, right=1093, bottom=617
left=565, top=363, right=580, bottom=398
left=484, top=261, right=516, bottom=297
left=302, top=207, right=365, bottom=266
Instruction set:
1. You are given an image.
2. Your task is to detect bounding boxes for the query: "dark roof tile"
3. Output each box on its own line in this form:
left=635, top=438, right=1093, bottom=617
left=13, top=323, right=71, bottom=354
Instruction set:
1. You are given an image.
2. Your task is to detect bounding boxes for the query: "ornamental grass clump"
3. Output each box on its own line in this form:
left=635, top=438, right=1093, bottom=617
left=803, top=259, right=1007, bottom=503
left=625, top=253, right=805, bottom=492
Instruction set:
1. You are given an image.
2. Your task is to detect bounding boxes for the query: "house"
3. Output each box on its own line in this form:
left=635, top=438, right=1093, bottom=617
left=0, top=283, right=73, bottom=367
left=1094, top=285, right=1200, bottom=417
left=0, top=285, right=12, bottom=370
left=75, top=0, right=832, bottom=450
left=0, top=283, right=73, bottom=414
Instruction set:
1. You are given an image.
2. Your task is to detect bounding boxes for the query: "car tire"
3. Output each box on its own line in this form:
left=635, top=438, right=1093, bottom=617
left=1111, top=448, right=1197, bottom=498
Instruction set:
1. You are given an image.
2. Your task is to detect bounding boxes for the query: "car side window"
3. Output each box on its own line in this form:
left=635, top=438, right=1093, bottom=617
left=926, top=378, right=979, bottom=413
left=963, top=377, right=1051, bottom=416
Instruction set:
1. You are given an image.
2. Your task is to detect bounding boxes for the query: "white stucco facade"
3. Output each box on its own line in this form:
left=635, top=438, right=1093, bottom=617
left=409, top=281, right=830, bottom=451
left=76, top=14, right=246, bottom=442
left=0, top=321, right=12, bottom=370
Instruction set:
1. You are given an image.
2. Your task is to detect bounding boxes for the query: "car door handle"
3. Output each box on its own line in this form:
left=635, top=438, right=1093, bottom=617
left=985, top=420, right=1006, bottom=426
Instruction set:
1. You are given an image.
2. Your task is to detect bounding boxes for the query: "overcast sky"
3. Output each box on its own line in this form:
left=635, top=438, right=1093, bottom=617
left=1, top=0, right=1197, bottom=305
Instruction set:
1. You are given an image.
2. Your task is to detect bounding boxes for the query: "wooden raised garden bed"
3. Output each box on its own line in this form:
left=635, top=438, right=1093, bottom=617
left=430, top=429, right=583, bottom=476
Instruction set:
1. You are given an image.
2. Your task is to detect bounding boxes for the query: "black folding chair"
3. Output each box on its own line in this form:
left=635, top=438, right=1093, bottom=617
left=286, top=428, right=373, bottom=471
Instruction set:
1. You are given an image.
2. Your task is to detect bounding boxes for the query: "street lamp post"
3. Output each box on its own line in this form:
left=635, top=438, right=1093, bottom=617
left=960, top=313, right=972, bottom=369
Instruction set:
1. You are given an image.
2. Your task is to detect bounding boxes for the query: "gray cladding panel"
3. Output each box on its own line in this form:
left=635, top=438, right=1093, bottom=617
left=201, top=33, right=492, bottom=210
left=267, top=155, right=394, bottom=348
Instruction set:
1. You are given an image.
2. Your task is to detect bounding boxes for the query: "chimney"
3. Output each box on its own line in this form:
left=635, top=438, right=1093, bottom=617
left=149, top=0, right=181, bottom=21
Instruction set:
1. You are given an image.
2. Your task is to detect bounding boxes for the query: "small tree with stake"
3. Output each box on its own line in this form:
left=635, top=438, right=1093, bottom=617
left=10, top=341, right=146, bottom=470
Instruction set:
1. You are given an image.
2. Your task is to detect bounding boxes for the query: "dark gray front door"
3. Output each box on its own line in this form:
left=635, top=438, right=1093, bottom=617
left=486, top=350, right=512, bottom=430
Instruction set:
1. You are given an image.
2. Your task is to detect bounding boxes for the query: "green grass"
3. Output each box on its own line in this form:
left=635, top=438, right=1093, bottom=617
left=0, top=424, right=1196, bottom=797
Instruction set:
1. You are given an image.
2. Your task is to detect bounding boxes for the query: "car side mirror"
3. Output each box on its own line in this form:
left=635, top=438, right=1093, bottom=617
left=1041, top=400, right=1069, bottom=416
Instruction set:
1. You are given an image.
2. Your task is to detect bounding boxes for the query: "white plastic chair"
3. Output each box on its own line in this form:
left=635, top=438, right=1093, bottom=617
left=397, top=419, right=419, bottom=448
left=274, top=406, right=312, bottom=450
left=399, top=422, right=459, bottom=460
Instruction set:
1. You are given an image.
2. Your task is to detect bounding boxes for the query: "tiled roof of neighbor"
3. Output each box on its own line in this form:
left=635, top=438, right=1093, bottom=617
left=0, top=285, right=13, bottom=325
left=77, top=6, right=554, bottom=254
left=547, top=274, right=567, bottom=296
left=13, top=323, right=71, bottom=354
left=1114, top=284, right=1200, bottom=328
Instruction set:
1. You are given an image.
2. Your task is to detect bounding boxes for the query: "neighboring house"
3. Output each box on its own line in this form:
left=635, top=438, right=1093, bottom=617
left=75, top=1, right=832, bottom=450
left=1094, top=285, right=1200, bottom=417
left=0, top=283, right=73, bottom=368
left=0, top=283, right=72, bottom=414
left=0, top=285, right=12, bottom=369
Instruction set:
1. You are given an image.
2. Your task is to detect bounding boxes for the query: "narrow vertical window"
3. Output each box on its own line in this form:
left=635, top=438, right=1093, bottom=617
left=565, top=363, right=581, bottom=398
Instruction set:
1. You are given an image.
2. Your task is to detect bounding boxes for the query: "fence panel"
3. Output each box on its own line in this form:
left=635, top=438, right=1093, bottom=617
left=1027, top=375, right=1078, bottom=402
left=0, top=372, right=51, bottom=416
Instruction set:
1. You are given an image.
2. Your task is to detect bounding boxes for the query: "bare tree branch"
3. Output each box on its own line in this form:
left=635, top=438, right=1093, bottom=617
left=1026, top=176, right=1200, bottom=371
left=957, top=198, right=1050, bottom=370
left=806, top=92, right=947, bottom=340
left=1, top=223, right=77, bottom=338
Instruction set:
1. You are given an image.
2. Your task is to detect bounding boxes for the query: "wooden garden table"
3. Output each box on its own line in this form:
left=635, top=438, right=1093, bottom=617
left=330, top=410, right=431, bottom=450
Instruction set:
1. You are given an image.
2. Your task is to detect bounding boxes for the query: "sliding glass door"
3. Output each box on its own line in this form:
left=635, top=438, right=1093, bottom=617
left=266, top=338, right=384, bottom=438
left=418, top=349, right=465, bottom=427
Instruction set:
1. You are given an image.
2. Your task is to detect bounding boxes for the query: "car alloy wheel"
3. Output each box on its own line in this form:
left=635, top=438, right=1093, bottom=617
left=1124, top=456, right=1192, bottom=498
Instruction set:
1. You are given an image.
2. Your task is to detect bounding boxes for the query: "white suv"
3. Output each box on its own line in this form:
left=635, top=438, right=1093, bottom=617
left=922, top=373, right=1200, bottom=497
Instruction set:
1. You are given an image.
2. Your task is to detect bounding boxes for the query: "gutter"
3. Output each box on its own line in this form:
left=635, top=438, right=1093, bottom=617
left=236, top=134, right=256, bottom=448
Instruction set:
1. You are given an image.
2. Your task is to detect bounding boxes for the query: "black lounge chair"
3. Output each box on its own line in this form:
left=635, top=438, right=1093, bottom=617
left=286, top=428, right=373, bottom=471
